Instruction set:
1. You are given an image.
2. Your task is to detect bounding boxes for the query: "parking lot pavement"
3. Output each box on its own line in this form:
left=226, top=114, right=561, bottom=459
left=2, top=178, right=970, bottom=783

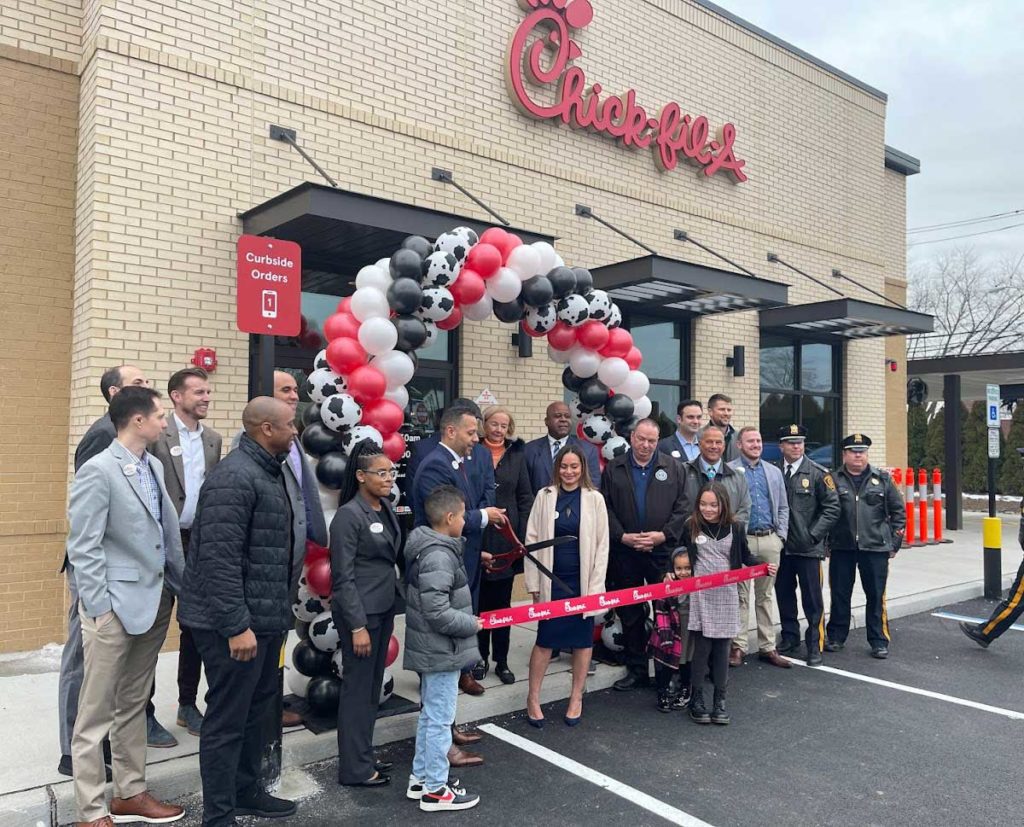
left=125, top=597, right=1024, bottom=827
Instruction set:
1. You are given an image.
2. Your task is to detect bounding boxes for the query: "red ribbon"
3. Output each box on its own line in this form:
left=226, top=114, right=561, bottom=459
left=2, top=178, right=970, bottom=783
left=480, top=564, right=770, bottom=629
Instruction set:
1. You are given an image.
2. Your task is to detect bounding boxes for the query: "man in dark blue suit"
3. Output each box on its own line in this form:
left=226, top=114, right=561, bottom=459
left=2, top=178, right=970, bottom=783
left=523, top=401, right=601, bottom=495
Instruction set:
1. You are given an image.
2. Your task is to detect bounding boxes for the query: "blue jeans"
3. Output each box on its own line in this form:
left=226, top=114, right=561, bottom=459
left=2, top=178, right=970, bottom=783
left=412, top=671, right=458, bottom=790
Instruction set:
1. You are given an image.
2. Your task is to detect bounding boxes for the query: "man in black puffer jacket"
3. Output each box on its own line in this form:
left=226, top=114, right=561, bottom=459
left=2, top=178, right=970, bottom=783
left=178, top=397, right=300, bottom=827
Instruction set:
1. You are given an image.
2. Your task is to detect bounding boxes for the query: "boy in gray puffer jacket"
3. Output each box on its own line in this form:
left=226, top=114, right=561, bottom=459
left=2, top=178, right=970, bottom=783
left=403, top=485, right=482, bottom=812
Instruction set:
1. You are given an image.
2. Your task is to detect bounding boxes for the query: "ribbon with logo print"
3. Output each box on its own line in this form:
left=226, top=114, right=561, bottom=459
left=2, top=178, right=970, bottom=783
left=479, top=564, right=770, bottom=629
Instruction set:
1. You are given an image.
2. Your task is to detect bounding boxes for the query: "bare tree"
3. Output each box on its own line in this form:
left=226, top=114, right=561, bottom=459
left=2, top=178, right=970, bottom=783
left=907, top=247, right=1024, bottom=358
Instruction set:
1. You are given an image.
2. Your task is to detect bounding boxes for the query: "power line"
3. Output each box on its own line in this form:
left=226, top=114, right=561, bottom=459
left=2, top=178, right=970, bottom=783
left=908, top=207, right=1024, bottom=234
left=906, top=221, right=1024, bottom=247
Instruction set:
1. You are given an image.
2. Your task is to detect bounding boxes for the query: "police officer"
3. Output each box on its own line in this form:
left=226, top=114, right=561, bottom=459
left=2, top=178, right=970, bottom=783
left=775, top=425, right=840, bottom=666
left=825, top=434, right=906, bottom=659
left=959, top=449, right=1024, bottom=648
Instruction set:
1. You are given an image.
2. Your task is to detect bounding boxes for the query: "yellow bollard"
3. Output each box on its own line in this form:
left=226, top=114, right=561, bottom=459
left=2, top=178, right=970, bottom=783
left=983, top=516, right=1002, bottom=600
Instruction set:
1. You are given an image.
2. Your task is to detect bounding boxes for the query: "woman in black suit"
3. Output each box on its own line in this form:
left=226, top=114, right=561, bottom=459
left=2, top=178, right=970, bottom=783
left=330, top=440, right=401, bottom=787
left=475, top=406, right=534, bottom=684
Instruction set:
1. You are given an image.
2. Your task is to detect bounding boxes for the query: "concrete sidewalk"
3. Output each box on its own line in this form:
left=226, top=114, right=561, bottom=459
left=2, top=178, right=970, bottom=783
left=1, top=512, right=1020, bottom=825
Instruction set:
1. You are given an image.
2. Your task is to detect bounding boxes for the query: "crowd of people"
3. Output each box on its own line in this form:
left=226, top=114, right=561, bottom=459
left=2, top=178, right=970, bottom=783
left=59, top=366, right=1024, bottom=824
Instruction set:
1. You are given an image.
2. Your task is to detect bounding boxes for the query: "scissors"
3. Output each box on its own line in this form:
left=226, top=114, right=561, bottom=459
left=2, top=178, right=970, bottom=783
left=484, top=517, right=577, bottom=595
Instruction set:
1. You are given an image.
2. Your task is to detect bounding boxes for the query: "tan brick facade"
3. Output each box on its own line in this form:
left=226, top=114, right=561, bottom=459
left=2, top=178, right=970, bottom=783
left=0, top=0, right=914, bottom=651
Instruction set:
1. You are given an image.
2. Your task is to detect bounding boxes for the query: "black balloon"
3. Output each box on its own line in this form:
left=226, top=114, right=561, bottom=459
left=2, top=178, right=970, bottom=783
left=316, top=451, right=349, bottom=489
left=493, top=298, right=527, bottom=323
left=617, top=415, right=640, bottom=437
left=571, top=267, right=594, bottom=295
left=306, top=675, right=342, bottom=716
left=521, top=275, right=554, bottom=307
left=302, top=401, right=323, bottom=427
left=578, top=377, right=610, bottom=409
left=605, top=393, right=635, bottom=422
left=389, top=248, right=422, bottom=279
left=548, top=266, right=578, bottom=299
left=292, top=639, right=332, bottom=677
left=393, top=314, right=428, bottom=351
left=562, top=366, right=585, bottom=393
left=401, top=235, right=433, bottom=259
left=295, top=620, right=310, bottom=641
left=387, top=277, right=423, bottom=315
left=302, top=421, right=345, bottom=458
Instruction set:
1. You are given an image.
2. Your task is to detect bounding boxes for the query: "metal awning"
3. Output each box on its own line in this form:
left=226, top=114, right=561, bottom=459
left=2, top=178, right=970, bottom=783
left=759, top=298, right=934, bottom=339
left=590, top=255, right=788, bottom=317
left=239, top=182, right=553, bottom=277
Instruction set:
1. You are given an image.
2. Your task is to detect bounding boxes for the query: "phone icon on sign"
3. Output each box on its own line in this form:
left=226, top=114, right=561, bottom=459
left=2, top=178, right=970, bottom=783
left=262, top=290, right=278, bottom=319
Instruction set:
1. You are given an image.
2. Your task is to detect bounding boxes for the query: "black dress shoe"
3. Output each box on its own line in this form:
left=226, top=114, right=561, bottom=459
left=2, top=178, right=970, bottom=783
left=777, top=639, right=801, bottom=656
left=613, top=672, right=649, bottom=692
left=824, top=639, right=844, bottom=652
left=236, top=791, right=298, bottom=817
left=806, top=647, right=823, bottom=667
left=374, top=760, right=394, bottom=773
left=959, top=622, right=990, bottom=649
left=341, top=772, right=391, bottom=788
left=495, top=662, right=515, bottom=684
left=870, top=646, right=889, bottom=659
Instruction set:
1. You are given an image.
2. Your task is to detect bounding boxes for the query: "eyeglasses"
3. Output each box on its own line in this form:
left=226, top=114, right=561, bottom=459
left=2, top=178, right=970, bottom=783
left=363, top=468, right=398, bottom=480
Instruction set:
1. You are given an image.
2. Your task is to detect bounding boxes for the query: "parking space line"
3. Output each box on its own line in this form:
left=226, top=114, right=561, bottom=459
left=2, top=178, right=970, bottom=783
left=931, top=610, right=1024, bottom=632
left=785, top=659, right=1024, bottom=719
left=479, top=723, right=715, bottom=827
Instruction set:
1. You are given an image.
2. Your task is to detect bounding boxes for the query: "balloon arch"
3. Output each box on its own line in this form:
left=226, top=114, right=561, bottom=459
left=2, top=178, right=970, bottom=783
left=299, top=225, right=652, bottom=494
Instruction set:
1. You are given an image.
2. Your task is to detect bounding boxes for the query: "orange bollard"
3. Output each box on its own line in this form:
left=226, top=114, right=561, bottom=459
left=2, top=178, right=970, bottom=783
left=918, top=468, right=930, bottom=544
left=904, top=467, right=916, bottom=546
left=892, top=467, right=903, bottom=488
left=932, top=469, right=943, bottom=543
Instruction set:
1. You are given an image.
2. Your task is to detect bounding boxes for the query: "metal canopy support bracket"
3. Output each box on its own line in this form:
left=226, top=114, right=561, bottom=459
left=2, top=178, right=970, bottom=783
left=269, top=124, right=339, bottom=188
left=831, top=267, right=906, bottom=310
left=674, top=229, right=759, bottom=279
left=431, top=167, right=511, bottom=227
left=576, top=204, right=658, bottom=256
left=767, top=252, right=845, bottom=298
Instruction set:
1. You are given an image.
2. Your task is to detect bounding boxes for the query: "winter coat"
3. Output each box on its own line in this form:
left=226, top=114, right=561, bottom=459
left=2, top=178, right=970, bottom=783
left=482, top=438, right=534, bottom=580
left=828, top=465, right=906, bottom=553
left=177, top=435, right=297, bottom=637
left=402, top=526, right=480, bottom=673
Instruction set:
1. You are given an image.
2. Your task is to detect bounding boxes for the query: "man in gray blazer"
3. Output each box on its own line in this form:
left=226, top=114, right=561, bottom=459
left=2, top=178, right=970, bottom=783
left=66, top=386, right=186, bottom=826
left=728, top=427, right=791, bottom=669
left=149, top=367, right=222, bottom=737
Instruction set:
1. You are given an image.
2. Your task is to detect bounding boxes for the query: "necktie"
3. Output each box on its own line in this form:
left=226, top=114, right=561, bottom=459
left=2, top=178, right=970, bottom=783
left=786, top=465, right=793, bottom=482
left=707, top=466, right=716, bottom=480
left=551, top=440, right=561, bottom=459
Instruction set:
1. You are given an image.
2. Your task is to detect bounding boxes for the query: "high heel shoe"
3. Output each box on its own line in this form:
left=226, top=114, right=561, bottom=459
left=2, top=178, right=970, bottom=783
left=563, top=713, right=582, bottom=727
left=527, top=716, right=545, bottom=729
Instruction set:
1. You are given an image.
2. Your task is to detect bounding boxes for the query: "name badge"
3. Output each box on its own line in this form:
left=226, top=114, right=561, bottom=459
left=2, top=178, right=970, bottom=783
left=123, top=464, right=137, bottom=476
left=695, top=534, right=708, bottom=545
left=553, top=511, right=559, bottom=520
left=671, top=450, right=681, bottom=458
left=451, top=460, right=460, bottom=470
left=169, top=446, right=183, bottom=457
left=655, top=469, right=668, bottom=481
left=370, top=523, right=384, bottom=534
left=871, top=478, right=880, bottom=485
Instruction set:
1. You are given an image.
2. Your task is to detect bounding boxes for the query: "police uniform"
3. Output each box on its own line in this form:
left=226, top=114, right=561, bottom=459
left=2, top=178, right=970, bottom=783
left=774, top=425, right=840, bottom=664
left=825, top=434, right=906, bottom=658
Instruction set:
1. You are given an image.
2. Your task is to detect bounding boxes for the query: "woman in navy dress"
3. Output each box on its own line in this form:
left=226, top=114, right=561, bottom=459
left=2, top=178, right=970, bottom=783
left=524, top=445, right=609, bottom=726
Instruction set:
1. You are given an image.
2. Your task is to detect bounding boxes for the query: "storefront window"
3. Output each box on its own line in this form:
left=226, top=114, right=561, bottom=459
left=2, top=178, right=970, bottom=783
left=800, top=343, right=834, bottom=392
left=624, top=313, right=691, bottom=437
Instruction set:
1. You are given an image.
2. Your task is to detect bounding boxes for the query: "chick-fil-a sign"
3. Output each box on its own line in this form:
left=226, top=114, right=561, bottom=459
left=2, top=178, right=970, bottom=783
left=505, top=0, right=748, bottom=182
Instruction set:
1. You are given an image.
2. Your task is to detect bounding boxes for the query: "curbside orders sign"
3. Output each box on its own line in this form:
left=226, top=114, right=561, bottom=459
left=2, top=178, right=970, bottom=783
left=237, top=234, right=302, bottom=336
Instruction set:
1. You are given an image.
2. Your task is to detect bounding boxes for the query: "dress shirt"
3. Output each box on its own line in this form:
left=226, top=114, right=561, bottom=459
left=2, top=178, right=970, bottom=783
left=629, top=451, right=655, bottom=523
left=674, top=431, right=700, bottom=462
left=548, top=435, right=566, bottom=459
left=741, top=457, right=772, bottom=531
left=120, top=441, right=164, bottom=566
left=175, top=413, right=206, bottom=529
left=784, top=455, right=805, bottom=479
left=699, top=458, right=722, bottom=480
left=287, top=438, right=303, bottom=483
left=440, top=442, right=488, bottom=529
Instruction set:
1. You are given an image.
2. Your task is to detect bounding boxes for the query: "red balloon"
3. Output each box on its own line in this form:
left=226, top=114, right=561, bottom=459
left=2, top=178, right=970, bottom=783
left=479, top=227, right=509, bottom=251
left=347, top=365, right=387, bottom=405
left=385, top=634, right=400, bottom=667
left=593, top=623, right=603, bottom=644
left=547, top=321, right=578, bottom=351
left=323, top=312, right=360, bottom=342
left=521, top=318, right=547, bottom=338
left=436, top=306, right=463, bottom=331
left=362, top=399, right=404, bottom=436
left=599, top=327, right=633, bottom=359
left=382, top=431, right=406, bottom=463
left=304, top=541, right=329, bottom=566
left=326, top=337, right=367, bottom=375
left=576, top=422, right=587, bottom=440
left=337, top=297, right=352, bottom=314
left=502, top=234, right=523, bottom=263
left=464, top=243, right=502, bottom=279
left=577, top=319, right=610, bottom=351
left=306, top=558, right=332, bottom=598
left=450, top=269, right=486, bottom=305
left=625, top=346, right=643, bottom=370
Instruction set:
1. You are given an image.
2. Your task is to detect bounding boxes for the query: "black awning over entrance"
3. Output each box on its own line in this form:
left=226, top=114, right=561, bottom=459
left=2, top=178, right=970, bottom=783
left=589, top=255, right=788, bottom=317
left=759, top=298, right=934, bottom=339
left=238, top=182, right=554, bottom=274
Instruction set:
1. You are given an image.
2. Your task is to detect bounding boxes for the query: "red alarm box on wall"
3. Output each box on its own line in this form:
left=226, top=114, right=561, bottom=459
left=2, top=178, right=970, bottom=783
left=192, top=348, right=218, bottom=372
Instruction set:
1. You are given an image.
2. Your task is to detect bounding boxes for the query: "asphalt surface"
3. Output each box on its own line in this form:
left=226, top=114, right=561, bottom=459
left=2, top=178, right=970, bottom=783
left=141, top=597, right=1024, bottom=826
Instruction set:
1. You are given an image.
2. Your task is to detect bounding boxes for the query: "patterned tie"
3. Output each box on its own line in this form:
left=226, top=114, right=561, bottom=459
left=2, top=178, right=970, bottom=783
left=707, top=466, right=716, bottom=480
left=551, top=439, right=561, bottom=459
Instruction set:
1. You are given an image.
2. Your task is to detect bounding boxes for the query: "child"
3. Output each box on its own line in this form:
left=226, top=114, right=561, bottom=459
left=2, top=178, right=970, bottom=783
left=403, top=485, right=482, bottom=812
left=650, top=547, right=693, bottom=713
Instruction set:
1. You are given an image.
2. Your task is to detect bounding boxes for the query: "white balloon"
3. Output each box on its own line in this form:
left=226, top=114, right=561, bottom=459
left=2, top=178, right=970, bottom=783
left=357, top=316, right=398, bottom=355
left=383, top=385, right=410, bottom=410
left=532, top=241, right=558, bottom=273
left=350, top=287, right=390, bottom=321
left=286, top=667, right=312, bottom=699
left=463, top=293, right=494, bottom=321
left=375, top=257, right=391, bottom=271
left=547, top=343, right=572, bottom=364
left=506, top=245, right=541, bottom=280
left=486, top=268, right=522, bottom=303
left=633, top=395, right=653, bottom=419
left=569, top=348, right=601, bottom=378
left=373, top=350, right=415, bottom=387
left=355, top=265, right=391, bottom=292
left=597, top=356, right=630, bottom=388
left=552, top=253, right=566, bottom=269
left=617, top=370, right=651, bottom=401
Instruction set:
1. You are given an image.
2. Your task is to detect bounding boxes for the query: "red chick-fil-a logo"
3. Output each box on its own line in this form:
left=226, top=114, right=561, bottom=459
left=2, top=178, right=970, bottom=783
left=505, top=0, right=748, bottom=182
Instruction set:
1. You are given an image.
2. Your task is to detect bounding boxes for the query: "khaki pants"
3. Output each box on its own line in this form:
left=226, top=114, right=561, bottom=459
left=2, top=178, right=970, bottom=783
left=72, top=590, right=173, bottom=822
left=734, top=532, right=783, bottom=654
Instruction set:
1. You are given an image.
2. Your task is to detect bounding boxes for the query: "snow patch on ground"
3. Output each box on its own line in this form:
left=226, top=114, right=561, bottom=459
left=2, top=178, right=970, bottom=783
left=0, top=642, right=63, bottom=677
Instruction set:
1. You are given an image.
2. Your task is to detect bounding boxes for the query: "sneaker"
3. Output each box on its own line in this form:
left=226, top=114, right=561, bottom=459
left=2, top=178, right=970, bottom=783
left=176, top=704, right=204, bottom=737
left=671, top=686, right=692, bottom=711
left=656, top=692, right=673, bottom=713
left=419, top=783, right=480, bottom=812
left=586, top=660, right=596, bottom=676
left=146, top=715, right=178, bottom=749
left=235, top=791, right=297, bottom=818
left=406, top=776, right=463, bottom=800
left=471, top=659, right=488, bottom=681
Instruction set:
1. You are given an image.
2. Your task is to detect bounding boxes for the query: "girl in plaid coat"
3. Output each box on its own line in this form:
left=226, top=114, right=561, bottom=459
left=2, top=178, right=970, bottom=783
left=650, top=548, right=694, bottom=713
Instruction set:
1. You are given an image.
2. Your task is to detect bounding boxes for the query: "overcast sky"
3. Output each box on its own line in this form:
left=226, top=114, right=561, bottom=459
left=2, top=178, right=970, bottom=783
left=718, top=0, right=1024, bottom=267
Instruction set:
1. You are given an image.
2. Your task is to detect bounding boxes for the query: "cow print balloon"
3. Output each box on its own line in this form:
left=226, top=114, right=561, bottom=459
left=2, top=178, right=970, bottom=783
left=586, top=290, right=613, bottom=321
left=305, top=368, right=345, bottom=404
left=422, top=318, right=439, bottom=348
left=606, top=302, right=623, bottom=329
left=556, top=293, right=591, bottom=327
left=524, top=303, right=558, bottom=335
left=418, top=287, right=456, bottom=322
left=309, top=611, right=340, bottom=653
left=581, top=413, right=614, bottom=444
left=320, top=393, right=362, bottom=432
left=433, top=226, right=479, bottom=264
left=313, top=348, right=330, bottom=371
left=421, top=250, right=460, bottom=288
left=341, top=425, right=384, bottom=454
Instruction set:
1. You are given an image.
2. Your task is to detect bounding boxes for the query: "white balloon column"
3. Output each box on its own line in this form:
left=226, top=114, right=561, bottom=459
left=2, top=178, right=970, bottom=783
left=298, top=226, right=651, bottom=491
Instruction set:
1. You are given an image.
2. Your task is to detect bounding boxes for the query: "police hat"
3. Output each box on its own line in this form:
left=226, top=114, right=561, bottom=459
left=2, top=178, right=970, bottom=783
left=842, top=433, right=872, bottom=452
left=778, top=424, right=807, bottom=442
